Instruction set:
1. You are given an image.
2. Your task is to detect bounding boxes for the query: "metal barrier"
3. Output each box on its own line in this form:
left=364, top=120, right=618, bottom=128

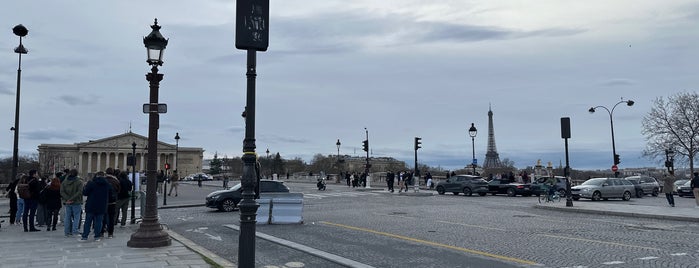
left=256, top=198, right=271, bottom=225
left=255, top=192, right=304, bottom=225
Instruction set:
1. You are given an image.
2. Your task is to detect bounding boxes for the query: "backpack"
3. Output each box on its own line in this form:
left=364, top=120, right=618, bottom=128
left=17, top=179, right=31, bottom=199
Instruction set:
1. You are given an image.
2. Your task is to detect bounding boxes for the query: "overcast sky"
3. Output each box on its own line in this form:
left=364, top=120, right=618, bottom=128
left=1, top=1, right=698, bottom=171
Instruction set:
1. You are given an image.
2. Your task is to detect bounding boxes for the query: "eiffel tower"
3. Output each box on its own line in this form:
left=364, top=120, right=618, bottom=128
left=483, top=106, right=502, bottom=168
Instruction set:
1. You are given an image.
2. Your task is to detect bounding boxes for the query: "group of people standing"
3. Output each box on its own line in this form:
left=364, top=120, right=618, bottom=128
left=5, top=168, right=133, bottom=242
left=385, top=171, right=415, bottom=193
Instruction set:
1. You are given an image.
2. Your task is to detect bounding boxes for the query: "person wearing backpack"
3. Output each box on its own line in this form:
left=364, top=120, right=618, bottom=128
left=21, top=170, right=42, bottom=232
left=115, top=171, right=133, bottom=228
left=61, top=169, right=84, bottom=237
left=43, top=176, right=63, bottom=231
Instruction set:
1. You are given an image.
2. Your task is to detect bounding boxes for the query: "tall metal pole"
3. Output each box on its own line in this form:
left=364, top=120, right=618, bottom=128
left=364, top=128, right=370, bottom=188
left=131, top=142, right=137, bottom=224
left=589, top=99, right=633, bottom=177
left=239, top=49, right=260, bottom=267
left=471, top=136, right=476, bottom=175
left=11, top=24, right=28, bottom=185
left=163, top=155, right=168, bottom=206
left=564, top=138, right=573, bottom=207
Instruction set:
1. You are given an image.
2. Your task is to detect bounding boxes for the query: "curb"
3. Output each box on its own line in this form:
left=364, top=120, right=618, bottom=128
left=534, top=204, right=699, bottom=223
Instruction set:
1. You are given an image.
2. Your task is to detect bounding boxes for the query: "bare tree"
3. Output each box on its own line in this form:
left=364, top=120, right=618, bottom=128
left=642, top=92, right=699, bottom=175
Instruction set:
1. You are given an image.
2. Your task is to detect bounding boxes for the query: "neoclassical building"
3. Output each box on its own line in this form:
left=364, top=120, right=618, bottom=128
left=37, top=132, right=204, bottom=178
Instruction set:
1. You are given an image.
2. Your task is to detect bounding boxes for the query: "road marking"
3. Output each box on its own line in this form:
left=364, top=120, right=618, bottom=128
left=320, top=221, right=538, bottom=266
left=186, top=227, right=222, bottom=241
left=435, top=220, right=507, bottom=231
left=671, top=253, right=688, bottom=256
left=602, top=261, right=625, bottom=265
left=538, top=234, right=660, bottom=251
left=637, top=256, right=658, bottom=260
left=224, top=224, right=375, bottom=268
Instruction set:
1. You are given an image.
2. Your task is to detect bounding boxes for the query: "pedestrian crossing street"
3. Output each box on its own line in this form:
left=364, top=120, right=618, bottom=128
left=303, top=191, right=380, bottom=199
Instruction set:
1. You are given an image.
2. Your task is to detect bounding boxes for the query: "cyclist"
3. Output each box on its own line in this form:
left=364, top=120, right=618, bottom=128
left=545, top=175, right=557, bottom=201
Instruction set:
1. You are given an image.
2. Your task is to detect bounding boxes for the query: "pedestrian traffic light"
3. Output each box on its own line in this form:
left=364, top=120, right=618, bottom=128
left=164, top=163, right=170, bottom=170
left=613, top=154, right=620, bottom=165
left=362, top=140, right=369, bottom=152
left=414, top=137, right=422, bottom=150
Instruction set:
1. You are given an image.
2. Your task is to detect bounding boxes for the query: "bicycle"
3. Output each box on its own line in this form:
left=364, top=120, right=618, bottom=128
left=538, top=185, right=561, bottom=203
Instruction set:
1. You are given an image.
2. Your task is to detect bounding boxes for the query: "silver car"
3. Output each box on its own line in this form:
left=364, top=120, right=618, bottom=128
left=571, top=177, right=634, bottom=201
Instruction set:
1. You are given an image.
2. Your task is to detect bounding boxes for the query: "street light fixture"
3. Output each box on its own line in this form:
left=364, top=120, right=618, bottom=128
left=175, top=132, right=180, bottom=172
left=468, top=123, right=477, bottom=175
left=128, top=18, right=171, bottom=248
left=11, top=24, right=28, bottom=187
left=588, top=98, right=634, bottom=177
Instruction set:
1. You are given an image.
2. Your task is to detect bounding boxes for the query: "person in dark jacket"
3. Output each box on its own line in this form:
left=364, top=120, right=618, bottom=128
left=5, top=175, right=20, bottom=225
left=43, top=176, right=63, bottom=231
left=80, top=171, right=114, bottom=242
left=22, top=170, right=43, bottom=232
left=692, top=172, right=699, bottom=208
left=102, top=168, right=121, bottom=239
left=115, top=171, right=133, bottom=228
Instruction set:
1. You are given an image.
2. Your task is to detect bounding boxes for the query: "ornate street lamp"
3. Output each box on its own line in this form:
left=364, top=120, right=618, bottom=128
left=588, top=98, right=634, bottom=177
left=174, top=132, right=180, bottom=172
left=11, top=24, right=28, bottom=186
left=468, top=123, right=477, bottom=175
left=128, top=19, right=171, bottom=248
left=336, top=139, right=341, bottom=158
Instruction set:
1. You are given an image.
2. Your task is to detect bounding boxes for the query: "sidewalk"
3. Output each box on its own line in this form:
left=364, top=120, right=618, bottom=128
left=535, top=199, right=699, bottom=222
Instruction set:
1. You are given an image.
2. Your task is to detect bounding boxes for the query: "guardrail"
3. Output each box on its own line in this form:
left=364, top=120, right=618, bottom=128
left=256, top=192, right=304, bottom=225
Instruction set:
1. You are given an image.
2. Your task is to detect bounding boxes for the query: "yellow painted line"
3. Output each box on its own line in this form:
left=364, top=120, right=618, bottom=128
left=539, top=234, right=661, bottom=251
left=435, top=220, right=507, bottom=231
left=320, top=221, right=538, bottom=265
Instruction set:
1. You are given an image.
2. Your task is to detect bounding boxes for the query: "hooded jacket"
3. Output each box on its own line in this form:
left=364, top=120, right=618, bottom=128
left=61, top=175, right=84, bottom=205
left=83, top=176, right=114, bottom=214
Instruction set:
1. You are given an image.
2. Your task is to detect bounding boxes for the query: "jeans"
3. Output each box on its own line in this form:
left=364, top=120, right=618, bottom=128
left=22, top=199, right=38, bottom=231
left=82, top=212, right=104, bottom=239
left=64, top=204, right=82, bottom=236
left=16, top=198, right=24, bottom=221
left=665, top=193, right=675, bottom=206
left=115, top=198, right=130, bottom=226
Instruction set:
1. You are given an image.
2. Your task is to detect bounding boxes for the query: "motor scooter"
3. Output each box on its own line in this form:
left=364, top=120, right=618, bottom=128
left=317, top=178, right=326, bottom=191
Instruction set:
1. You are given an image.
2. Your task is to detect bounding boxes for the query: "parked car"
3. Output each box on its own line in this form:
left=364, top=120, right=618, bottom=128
left=531, top=176, right=568, bottom=197
left=624, top=175, right=660, bottom=198
left=205, top=180, right=290, bottom=212
left=435, top=175, right=488, bottom=196
left=677, top=180, right=695, bottom=198
left=672, top=179, right=689, bottom=195
left=487, top=179, right=533, bottom=197
left=571, top=177, right=634, bottom=201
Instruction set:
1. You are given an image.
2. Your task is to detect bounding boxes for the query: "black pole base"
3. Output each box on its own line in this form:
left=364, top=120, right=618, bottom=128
left=127, top=216, right=171, bottom=248
left=565, top=199, right=574, bottom=207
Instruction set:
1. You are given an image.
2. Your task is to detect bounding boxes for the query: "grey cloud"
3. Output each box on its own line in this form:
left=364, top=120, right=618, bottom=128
left=226, top=126, right=244, bottom=133
left=24, top=129, right=77, bottom=141
left=600, top=78, right=635, bottom=87
left=58, top=95, right=94, bottom=106
left=25, top=74, right=62, bottom=83
left=0, top=81, right=12, bottom=95
left=261, top=134, right=308, bottom=144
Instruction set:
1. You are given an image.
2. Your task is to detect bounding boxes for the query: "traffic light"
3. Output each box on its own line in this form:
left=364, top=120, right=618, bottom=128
left=613, top=154, right=620, bottom=165
left=164, top=163, right=170, bottom=170
left=362, top=140, right=369, bottom=152
left=414, top=137, right=422, bottom=150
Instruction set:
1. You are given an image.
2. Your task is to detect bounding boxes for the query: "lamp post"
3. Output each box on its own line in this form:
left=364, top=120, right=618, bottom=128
left=128, top=19, right=171, bottom=248
left=665, top=148, right=675, bottom=174
left=175, top=132, right=180, bottom=172
left=11, top=24, right=28, bottom=186
left=163, top=155, right=168, bottom=206
left=589, top=98, right=634, bottom=177
left=336, top=139, right=342, bottom=180
left=468, top=123, right=477, bottom=175
left=336, top=139, right=341, bottom=159
left=130, top=142, right=137, bottom=224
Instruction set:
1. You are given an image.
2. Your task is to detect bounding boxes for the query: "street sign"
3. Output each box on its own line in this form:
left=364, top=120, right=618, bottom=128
left=235, top=0, right=269, bottom=51
left=611, top=165, right=618, bottom=172
left=472, top=158, right=477, bottom=165
left=143, top=103, right=167, bottom=113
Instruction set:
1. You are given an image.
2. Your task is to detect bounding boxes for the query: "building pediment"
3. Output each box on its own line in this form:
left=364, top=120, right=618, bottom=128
left=77, top=132, right=173, bottom=149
